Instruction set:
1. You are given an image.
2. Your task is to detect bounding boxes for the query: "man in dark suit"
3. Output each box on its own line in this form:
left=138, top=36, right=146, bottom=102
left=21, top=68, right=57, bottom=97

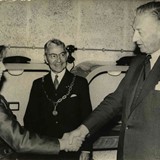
left=67, top=1, right=160, bottom=160
left=0, top=45, right=81, bottom=160
left=23, top=39, right=92, bottom=160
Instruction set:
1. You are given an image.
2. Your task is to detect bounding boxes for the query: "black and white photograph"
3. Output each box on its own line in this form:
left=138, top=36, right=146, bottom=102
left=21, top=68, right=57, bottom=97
left=0, top=0, right=159, bottom=159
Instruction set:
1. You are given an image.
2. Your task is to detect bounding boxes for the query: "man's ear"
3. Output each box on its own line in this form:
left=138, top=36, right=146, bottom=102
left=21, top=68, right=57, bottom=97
left=66, top=52, right=69, bottom=59
left=44, top=54, right=48, bottom=64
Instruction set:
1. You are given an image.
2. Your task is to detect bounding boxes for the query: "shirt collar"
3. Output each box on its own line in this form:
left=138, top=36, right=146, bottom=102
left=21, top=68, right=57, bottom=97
left=51, top=69, right=66, bottom=84
left=150, top=49, right=160, bottom=69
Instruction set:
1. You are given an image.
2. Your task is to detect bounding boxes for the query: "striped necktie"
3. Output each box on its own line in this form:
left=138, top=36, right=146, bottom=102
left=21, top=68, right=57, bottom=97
left=144, top=55, right=151, bottom=80
left=54, top=75, right=59, bottom=89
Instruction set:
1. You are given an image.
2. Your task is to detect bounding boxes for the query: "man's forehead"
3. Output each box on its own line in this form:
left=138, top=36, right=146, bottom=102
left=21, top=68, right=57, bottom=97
left=133, top=13, right=158, bottom=29
left=47, top=44, right=65, bottom=54
left=47, top=43, right=65, bottom=51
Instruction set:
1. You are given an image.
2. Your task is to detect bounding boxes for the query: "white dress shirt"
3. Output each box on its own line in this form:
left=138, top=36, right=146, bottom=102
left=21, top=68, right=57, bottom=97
left=150, top=49, right=160, bottom=69
left=150, top=49, right=160, bottom=90
left=51, top=69, right=66, bottom=85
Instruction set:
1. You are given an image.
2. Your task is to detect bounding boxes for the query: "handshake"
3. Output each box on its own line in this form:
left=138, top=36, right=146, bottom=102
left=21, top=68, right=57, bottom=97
left=59, top=125, right=89, bottom=152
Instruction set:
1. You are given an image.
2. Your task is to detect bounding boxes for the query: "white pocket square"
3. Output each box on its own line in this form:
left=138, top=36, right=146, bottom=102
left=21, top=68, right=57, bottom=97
left=155, top=81, right=160, bottom=90
left=70, top=94, right=77, bottom=98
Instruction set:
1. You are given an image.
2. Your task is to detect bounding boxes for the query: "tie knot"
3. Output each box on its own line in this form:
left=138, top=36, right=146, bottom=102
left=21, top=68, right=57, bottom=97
left=55, top=75, right=58, bottom=79
left=54, top=75, right=59, bottom=89
left=145, top=55, right=152, bottom=62
left=144, top=55, right=151, bottom=80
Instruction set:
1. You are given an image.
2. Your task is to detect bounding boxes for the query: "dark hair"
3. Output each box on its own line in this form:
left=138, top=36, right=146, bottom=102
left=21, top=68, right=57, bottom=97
left=136, top=1, right=160, bottom=20
left=44, top=38, right=66, bottom=54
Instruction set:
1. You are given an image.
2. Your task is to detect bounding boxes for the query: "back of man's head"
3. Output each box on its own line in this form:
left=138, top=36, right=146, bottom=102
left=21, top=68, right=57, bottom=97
left=136, top=1, right=160, bottom=20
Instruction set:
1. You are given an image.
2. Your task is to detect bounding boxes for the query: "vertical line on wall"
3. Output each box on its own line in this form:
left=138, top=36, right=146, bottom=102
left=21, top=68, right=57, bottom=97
left=121, top=0, right=135, bottom=57
left=76, top=0, right=82, bottom=47
left=122, top=1, right=130, bottom=52
left=26, top=1, right=32, bottom=47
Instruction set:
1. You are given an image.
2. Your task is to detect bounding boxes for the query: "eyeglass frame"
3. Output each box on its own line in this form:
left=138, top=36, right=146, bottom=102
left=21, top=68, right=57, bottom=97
left=45, top=51, right=67, bottom=60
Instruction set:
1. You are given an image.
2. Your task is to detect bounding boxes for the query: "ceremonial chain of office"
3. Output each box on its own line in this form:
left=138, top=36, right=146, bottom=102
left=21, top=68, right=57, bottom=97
left=41, top=76, right=76, bottom=116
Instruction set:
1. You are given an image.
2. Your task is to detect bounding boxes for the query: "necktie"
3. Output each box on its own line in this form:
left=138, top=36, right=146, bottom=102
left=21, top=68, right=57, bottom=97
left=144, top=55, right=151, bottom=80
left=54, top=75, right=59, bottom=89
left=130, top=55, right=151, bottom=112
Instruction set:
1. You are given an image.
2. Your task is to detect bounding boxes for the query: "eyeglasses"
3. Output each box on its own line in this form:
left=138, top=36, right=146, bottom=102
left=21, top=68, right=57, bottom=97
left=45, top=52, right=67, bottom=59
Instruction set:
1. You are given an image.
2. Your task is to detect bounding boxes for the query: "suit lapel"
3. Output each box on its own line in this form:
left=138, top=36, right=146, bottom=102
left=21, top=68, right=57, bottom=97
left=43, top=71, right=74, bottom=100
left=0, top=95, right=8, bottom=109
left=0, top=95, right=16, bottom=118
left=130, top=56, right=160, bottom=114
left=56, top=70, right=74, bottom=96
left=125, top=56, right=145, bottom=117
left=43, top=73, right=56, bottom=98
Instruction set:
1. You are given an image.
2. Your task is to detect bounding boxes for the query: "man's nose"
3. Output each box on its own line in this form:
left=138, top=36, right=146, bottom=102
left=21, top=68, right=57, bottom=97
left=56, top=54, right=61, bottom=62
left=133, top=30, right=139, bottom=43
left=0, top=62, right=6, bottom=71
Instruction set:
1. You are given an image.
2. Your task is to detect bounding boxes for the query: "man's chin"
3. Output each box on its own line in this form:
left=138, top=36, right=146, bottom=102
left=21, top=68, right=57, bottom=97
left=56, top=70, right=64, bottom=73
left=51, top=67, right=66, bottom=73
left=139, top=48, right=147, bottom=54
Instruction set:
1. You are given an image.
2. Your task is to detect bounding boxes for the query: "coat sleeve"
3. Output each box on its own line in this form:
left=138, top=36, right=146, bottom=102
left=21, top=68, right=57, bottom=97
left=23, top=80, right=41, bottom=133
left=78, top=77, right=92, bottom=121
left=0, top=97, right=60, bottom=155
left=77, top=77, right=93, bottom=151
left=83, top=70, right=127, bottom=136
left=83, top=55, right=142, bottom=135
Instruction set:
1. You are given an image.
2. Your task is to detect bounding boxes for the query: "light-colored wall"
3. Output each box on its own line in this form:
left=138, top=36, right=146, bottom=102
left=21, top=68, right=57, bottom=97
left=0, top=0, right=151, bottom=125
left=0, top=0, right=150, bottom=62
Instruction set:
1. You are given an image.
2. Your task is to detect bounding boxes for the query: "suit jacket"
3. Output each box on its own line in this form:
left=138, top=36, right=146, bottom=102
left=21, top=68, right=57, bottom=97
left=0, top=95, right=59, bottom=160
left=84, top=54, right=160, bottom=160
left=24, top=70, right=92, bottom=159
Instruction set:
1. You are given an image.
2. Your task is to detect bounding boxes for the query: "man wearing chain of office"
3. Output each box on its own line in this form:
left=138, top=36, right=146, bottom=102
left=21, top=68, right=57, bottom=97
left=24, top=38, right=92, bottom=160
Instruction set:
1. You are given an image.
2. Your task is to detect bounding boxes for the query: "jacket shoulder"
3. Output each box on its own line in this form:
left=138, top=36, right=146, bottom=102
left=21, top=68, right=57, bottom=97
left=32, top=73, right=50, bottom=84
left=129, top=54, right=146, bottom=66
left=67, top=71, right=88, bottom=87
left=76, top=75, right=87, bottom=82
left=69, top=71, right=87, bottom=82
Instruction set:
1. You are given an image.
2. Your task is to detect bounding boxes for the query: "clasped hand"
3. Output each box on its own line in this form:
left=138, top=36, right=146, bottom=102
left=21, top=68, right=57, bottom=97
left=59, top=125, right=89, bottom=152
